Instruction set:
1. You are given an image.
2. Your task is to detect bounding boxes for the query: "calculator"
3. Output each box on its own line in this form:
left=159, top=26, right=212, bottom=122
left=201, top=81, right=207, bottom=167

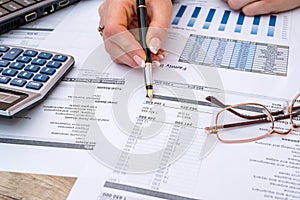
left=0, top=45, right=74, bottom=117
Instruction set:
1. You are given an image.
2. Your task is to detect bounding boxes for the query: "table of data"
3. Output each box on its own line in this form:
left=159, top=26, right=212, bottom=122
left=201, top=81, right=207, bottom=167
left=179, top=34, right=289, bottom=76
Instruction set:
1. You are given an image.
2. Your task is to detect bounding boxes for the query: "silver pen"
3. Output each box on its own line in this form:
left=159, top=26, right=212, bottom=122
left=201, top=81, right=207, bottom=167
left=137, top=0, right=153, bottom=102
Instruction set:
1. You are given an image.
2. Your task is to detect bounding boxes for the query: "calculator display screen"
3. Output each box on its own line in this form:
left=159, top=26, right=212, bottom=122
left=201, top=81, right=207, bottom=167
left=0, top=89, right=28, bottom=111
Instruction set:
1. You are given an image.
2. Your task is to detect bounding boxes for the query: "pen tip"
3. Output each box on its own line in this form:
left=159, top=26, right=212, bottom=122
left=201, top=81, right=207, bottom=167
left=147, top=89, right=153, bottom=102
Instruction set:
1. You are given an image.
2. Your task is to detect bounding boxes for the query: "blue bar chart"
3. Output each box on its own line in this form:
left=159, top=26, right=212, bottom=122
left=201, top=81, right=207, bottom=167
left=267, top=15, right=277, bottom=37
left=218, top=10, right=231, bottom=31
left=234, top=12, right=245, bottom=33
left=251, top=16, right=261, bottom=35
left=171, top=5, right=285, bottom=38
left=187, top=7, right=201, bottom=27
left=179, top=34, right=289, bottom=76
left=171, top=5, right=187, bottom=25
left=203, top=8, right=216, bottom=29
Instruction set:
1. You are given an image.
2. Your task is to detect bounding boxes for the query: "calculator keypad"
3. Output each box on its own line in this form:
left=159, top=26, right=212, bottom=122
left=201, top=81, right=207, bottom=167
left=0, top=44, right=74, bottom=117
left=0, top=45, right=68, bottom=91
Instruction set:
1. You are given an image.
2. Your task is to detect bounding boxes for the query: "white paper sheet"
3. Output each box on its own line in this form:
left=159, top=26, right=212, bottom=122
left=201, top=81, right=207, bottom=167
left=1, top=0, right=300, bottom=199
left=66, top=0, right=300, bottom=199
left=169, top=0, right=300, bottom=98
left=0, top=0, right=102, bottom=176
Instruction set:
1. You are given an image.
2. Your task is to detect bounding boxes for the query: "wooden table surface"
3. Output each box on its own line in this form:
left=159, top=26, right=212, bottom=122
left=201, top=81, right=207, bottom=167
left=0, top=172, right=76, bottom=200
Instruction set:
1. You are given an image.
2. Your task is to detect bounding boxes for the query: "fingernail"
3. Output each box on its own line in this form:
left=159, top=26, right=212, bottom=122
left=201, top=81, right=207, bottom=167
left=158, top=54, right=164, bottom=60
left=158, top=52, right=168, bottom=60
left=149, top=37, right=161, bottom=54
left=152, top=60, right=160, bottom=68
left=133, top=55, right=145, bottom=68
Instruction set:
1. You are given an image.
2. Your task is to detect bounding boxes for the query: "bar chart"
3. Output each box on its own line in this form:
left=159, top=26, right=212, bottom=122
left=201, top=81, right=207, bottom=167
left=251, top=16, right=261, bottom=35
left=218, top=10, right=230, bottom=31
left=267, top=15, right=277, bottom=37
left=179, top=34, right=289, bottom=76
left=187, top=7, right=201, bottom=27
left=171, top=5, right=285, bottom=38
left=234, top=12, right=245, bottom=33
left=203, top=8, right=216, bottom=29
left=171, top=5, right=187, bottom=25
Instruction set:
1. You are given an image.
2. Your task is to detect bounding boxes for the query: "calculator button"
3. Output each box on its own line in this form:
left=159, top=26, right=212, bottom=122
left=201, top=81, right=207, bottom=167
left=0, top=60, right=10, bottom=67
left=2, top=68, right=18, bottom=76
left=40, top=67, right=56, bottom=75
left=0, top=76, right=10, bottom=84
left=10, top=78, right=27, bottom=87
left=46, top=61, right=61, bottom=69
left=26, top=81, right=43, bottom=90
left=18, top=71, right=33, bottom=79
left=33, top=74, right=49, bottom=82
left=53, top=55, right=67, bottom=62
left=38, top=52, right=52, bottom=59
left=31, top=58, right=46, bottom=66
left=23, top=50, right=38, bottom=57
left=10, top=62, right=25, bottom=70
left=2, top=48, right=23, bottom=61
left=24, top=64, right=40, bottom=72
left=17, top=56, right=32, bottom=63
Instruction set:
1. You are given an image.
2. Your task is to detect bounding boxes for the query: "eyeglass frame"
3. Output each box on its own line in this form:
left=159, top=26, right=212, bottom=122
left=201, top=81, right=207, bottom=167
left=204, top=93, right=300, bottom=143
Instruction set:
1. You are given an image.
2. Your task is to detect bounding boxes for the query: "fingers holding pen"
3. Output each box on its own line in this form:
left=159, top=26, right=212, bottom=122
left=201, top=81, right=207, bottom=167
left=104, top=35, right=143, bottom=68
left=102, top=27, right=164, bottom=68
left=100, top=26, right=163, bottom=68
left=99, top=0, right=143, bottom=68
left=98, top=0, right=170, bottom=68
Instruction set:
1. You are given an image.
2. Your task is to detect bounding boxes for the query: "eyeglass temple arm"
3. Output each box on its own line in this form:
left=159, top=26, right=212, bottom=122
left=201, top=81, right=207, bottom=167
left=206, top=96, right=285, bottom=120
left=205, top=117, right=271, bottom=134
left=205, top=110, right=300, bottom=134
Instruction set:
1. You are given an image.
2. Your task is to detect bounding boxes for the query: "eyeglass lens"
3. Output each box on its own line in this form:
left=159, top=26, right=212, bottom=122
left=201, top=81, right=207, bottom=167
left=216, top=103, right=274, bottom=143
left=291, top=94, right=300, bottom=129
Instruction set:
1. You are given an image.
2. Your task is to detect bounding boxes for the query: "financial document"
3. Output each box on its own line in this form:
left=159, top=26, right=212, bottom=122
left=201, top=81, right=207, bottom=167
left=171, top=0, right=290, bottom=76
left=67, top=56, right=300, bottom=199
left=169, top=0, right=300, bottom=98
left=0, top=0, right=101, bottom=176
left=66, top=0, right=300, bottom=200
left=0, top=0, right=300, bottom=199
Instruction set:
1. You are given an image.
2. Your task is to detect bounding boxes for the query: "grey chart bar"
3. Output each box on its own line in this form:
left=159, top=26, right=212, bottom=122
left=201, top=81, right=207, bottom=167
left=104, top=181, right=201, bottom=200
left=153, top=94, right=212, bottom=107
left=0, top=138, right=89, bottom=149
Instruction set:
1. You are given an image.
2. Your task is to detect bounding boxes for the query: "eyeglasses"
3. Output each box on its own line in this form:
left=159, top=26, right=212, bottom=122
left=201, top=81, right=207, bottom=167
left=204, top=94, right=300, bottom=143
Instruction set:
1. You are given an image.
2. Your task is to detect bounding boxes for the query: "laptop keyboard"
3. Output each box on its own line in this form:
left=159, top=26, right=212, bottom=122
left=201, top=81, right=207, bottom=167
left=0, top=0, right=42, bottom=17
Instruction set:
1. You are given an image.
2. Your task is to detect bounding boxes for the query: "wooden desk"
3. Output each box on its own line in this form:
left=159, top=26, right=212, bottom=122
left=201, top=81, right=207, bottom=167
left=0, top=172, right=76, bottom=200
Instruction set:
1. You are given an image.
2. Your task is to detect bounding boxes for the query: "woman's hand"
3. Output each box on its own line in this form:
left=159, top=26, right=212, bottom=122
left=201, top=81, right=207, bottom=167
left=226, top=0, right=300, bottom=16
left=98, top=0, right=172, bottom=68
